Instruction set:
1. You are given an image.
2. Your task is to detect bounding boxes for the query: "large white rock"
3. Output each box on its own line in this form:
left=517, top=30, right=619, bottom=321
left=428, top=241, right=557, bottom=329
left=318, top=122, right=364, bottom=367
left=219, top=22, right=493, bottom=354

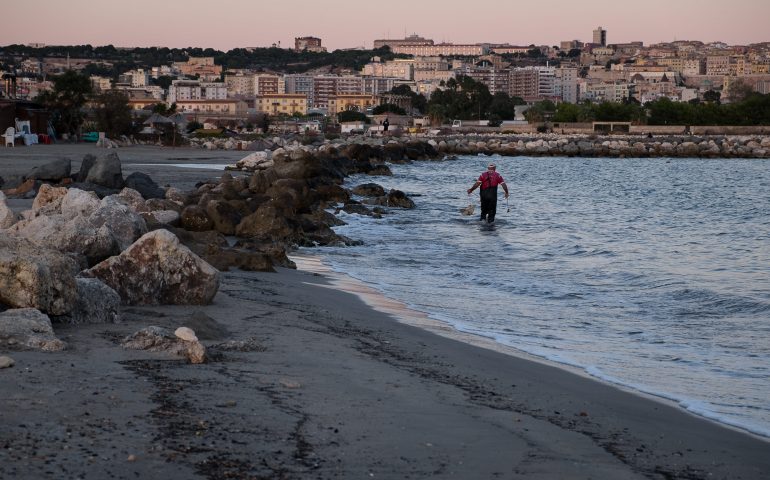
left=236, top=151, right=274, bottom=171
left=10, top=214, right=117, bottom=265
left=85, top=229, right=219, bottom=306
left=89, top=196, right=148, bottom=251
left=0, top=308, right=67, bottom=352
left=0, top=192, right=17, bottom=229
left=60, top=188, right=101, bottom=220
left=0, top=236, right=78, bottom=315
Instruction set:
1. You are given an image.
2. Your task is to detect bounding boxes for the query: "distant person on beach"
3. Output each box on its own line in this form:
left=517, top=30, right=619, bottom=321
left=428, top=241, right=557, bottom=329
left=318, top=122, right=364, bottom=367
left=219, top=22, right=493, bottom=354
left=467, top=163, right=509, bottom=223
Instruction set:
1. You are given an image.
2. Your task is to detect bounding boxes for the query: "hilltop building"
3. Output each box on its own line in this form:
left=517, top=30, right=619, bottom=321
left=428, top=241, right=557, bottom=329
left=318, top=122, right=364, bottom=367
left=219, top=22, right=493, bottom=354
left=593, top=27, right=607, bottom=47
left=295, top=37, right=327, bottom=53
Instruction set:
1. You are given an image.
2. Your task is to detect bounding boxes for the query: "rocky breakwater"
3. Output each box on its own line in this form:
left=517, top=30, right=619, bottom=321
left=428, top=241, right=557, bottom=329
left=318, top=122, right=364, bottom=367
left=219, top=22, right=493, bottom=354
left=1, top=153, right=220, bottom=363
left=429, top=133, right=770, bottom=158
left=178, top=139, right=440, bottom=265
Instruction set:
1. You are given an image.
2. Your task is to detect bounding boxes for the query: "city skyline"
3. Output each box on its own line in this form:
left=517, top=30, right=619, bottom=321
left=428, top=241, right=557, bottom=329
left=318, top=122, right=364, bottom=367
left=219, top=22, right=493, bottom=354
left=1, top=0, right=769, bottom=52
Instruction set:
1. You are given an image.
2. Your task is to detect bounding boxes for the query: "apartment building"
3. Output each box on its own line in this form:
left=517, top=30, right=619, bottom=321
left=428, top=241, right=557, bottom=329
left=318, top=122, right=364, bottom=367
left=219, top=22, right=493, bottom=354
left=458, top=64, right=509, bottom=95
left=313, top=75, right=363, bottom=109
left=255, top=74, right=284, bottom=95
left=509, top=68, right=539, bottom=100
left=327, top=94, right=376, bottom=114
left=556, top=67, right=579, bottom=103
left=174, top=99, right=247, bottom=116
left=373, top=34, right=434, bottom=50
left=706, top=55, right=732, bottom=76
left=414, top=70, right=456, bottom=82
left=593, top=27, right=607, bottom=47
left=411, top=57, right=448, bottom=71
left=391, top=43, right=489, bottom=57
left=90, top=76, right=113, bottom=92
left=255, top=94, right=308, bottom=116
left=119, top=69, right=150, bottom=88
left=490, top=45, right=531, bottom=55
left=167, top=80, right=227, bottom=104
left=225, top=72, right=256, bottom=97
left=362, top=59, right=414, bottom=80
left=580, top=81, right=631, bottom=103
left=362, top=77, right=406, bottom=95
left=284, top=74, right=315, bottom=106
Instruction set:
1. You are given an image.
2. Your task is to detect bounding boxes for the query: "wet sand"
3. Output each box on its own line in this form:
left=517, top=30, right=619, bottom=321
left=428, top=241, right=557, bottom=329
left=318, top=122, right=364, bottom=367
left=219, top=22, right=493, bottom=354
left=1, top=145, right=769, bottom=479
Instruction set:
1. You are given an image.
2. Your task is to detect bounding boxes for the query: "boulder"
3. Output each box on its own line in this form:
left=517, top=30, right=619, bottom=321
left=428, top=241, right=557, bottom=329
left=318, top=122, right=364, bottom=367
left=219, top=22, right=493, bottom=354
left=0, top=356, right=14, bottom=369
left=351, top=183, right=386, bottom=197
left=125, top=172, right=166, bottom=199
left=54, top=278, right=120, bottom=325
left=85, top=229, right=219, bottom=306
left=0, top=236, right=78, bottom=315
left=0, top=192, right=17, bottom=229
left=236, top=151, right=274, bottom=171
left=10, top=214, right=117, bottom=266
left=180, top=204, right=214, bottom=231
left=165, top=187, right=188, bottom=205
left=115, top=188, right=149, bottom=212
left=121, top=326, right=207, bottom=364
left=27, top=158, right=71, bottom=182
left=235, top=203, right=294, bottom=242
left=205, top=200, right=242, bottom=235
left=89, top=196, right=148, bottom=251
left=85, top=152, right=124, bottom=189
left=60, top=188, right=101, bottom=220
left=141, top=210, right=181, bottom=227
left=31, top=184, right=68, bottom=217
left=363, top=189, right=416, bottom=209
left=0, top=308, right=67, bottom=352
left=75, top=154, right=97, bottom=182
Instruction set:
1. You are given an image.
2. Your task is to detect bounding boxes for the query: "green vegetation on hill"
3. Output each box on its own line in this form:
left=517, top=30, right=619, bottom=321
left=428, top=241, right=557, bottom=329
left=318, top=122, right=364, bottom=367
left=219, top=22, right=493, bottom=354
left=546, top=95, right=770, bottom=126
left=0, top=44, right=407, bottom=77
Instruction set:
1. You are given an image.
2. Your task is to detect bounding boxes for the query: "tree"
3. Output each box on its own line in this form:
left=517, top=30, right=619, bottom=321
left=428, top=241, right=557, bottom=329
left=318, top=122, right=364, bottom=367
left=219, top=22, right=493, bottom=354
left=153, top=75, right=174, bottom=90
left=426, top=76, right=493, bottom=123
left=152, top=102, right=177, bottom=116
left=525, top=100, right=556, bottom=123
left=186, top=120, right=203, bottom=133
left=93, top=90, right=133, bottom=138
left=36, top=70, right=93, bottom=137
left=726, top=79, right=754, bottom=104
left=337, top=110, right=369, bottom=123
left=487, top=92, right=520, bottom=120
left=703, top=90, right=721, bottom=104
left=372, top=103, right=406, bottom=115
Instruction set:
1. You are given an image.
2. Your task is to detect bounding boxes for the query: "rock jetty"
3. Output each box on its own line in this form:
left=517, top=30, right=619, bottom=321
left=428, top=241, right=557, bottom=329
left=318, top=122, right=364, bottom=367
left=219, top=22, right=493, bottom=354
left=190, top=132, right=770, bottom=159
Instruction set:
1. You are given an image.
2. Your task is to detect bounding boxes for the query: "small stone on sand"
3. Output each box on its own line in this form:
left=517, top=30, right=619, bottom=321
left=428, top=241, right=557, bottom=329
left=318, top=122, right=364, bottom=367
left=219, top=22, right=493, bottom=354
left=175, top=326, right=198, bottom=342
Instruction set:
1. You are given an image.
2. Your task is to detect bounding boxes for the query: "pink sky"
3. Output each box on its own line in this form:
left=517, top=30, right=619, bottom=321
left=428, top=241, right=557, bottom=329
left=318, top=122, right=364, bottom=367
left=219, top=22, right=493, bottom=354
left=2, top=0, right=768, bottom=51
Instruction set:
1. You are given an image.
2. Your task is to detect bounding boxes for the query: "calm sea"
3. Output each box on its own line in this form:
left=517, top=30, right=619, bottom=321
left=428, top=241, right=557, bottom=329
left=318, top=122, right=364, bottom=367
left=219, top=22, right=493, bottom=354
left=308, top=155, right=770, bottom=438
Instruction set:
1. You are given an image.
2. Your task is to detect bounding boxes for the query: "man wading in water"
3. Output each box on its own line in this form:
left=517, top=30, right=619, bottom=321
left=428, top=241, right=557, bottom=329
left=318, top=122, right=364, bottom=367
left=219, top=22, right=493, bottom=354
left=467, top=163, right=509, bottom=223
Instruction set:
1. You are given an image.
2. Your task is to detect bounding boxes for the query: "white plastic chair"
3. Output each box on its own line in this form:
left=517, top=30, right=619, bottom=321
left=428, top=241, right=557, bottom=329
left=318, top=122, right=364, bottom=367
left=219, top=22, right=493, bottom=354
left=3, top=127, right=14, bottom=147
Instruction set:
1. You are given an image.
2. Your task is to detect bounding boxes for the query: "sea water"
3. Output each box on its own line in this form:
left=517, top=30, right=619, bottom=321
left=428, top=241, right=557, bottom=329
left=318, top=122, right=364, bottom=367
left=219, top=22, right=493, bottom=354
left=307, top=155, right=770, bottom=439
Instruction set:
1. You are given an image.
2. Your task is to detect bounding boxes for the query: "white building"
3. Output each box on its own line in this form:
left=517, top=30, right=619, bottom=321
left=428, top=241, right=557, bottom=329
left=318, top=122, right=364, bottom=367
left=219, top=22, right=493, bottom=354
left=167, top=80, right=228, bottom=104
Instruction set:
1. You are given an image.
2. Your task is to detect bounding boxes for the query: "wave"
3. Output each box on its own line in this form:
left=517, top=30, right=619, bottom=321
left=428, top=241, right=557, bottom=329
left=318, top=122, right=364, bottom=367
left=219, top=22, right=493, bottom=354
left=671, top=288, right=770, bottom=317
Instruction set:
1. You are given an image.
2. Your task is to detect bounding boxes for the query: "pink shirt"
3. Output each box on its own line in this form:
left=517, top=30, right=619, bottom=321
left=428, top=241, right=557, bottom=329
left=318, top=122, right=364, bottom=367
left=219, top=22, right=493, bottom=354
left=478, top=171, right=505, bottom=189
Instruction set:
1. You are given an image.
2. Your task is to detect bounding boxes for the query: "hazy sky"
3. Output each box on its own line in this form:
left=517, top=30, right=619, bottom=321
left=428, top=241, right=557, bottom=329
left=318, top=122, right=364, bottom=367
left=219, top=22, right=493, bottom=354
left=2, top=0, right=768, bottom=51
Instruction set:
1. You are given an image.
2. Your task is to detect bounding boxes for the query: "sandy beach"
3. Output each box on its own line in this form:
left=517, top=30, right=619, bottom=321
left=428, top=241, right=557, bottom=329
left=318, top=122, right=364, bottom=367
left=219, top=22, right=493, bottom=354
left=1, top=144, right=769, bottom=479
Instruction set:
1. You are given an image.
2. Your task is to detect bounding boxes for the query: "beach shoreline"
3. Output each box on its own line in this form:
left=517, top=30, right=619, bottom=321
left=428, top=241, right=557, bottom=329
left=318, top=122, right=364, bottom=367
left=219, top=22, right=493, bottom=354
left=3, top=265, right=770, bottom=479
left=293, top=252, right=770, bottom=443
left=2, top=144, right=769, bottom=479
